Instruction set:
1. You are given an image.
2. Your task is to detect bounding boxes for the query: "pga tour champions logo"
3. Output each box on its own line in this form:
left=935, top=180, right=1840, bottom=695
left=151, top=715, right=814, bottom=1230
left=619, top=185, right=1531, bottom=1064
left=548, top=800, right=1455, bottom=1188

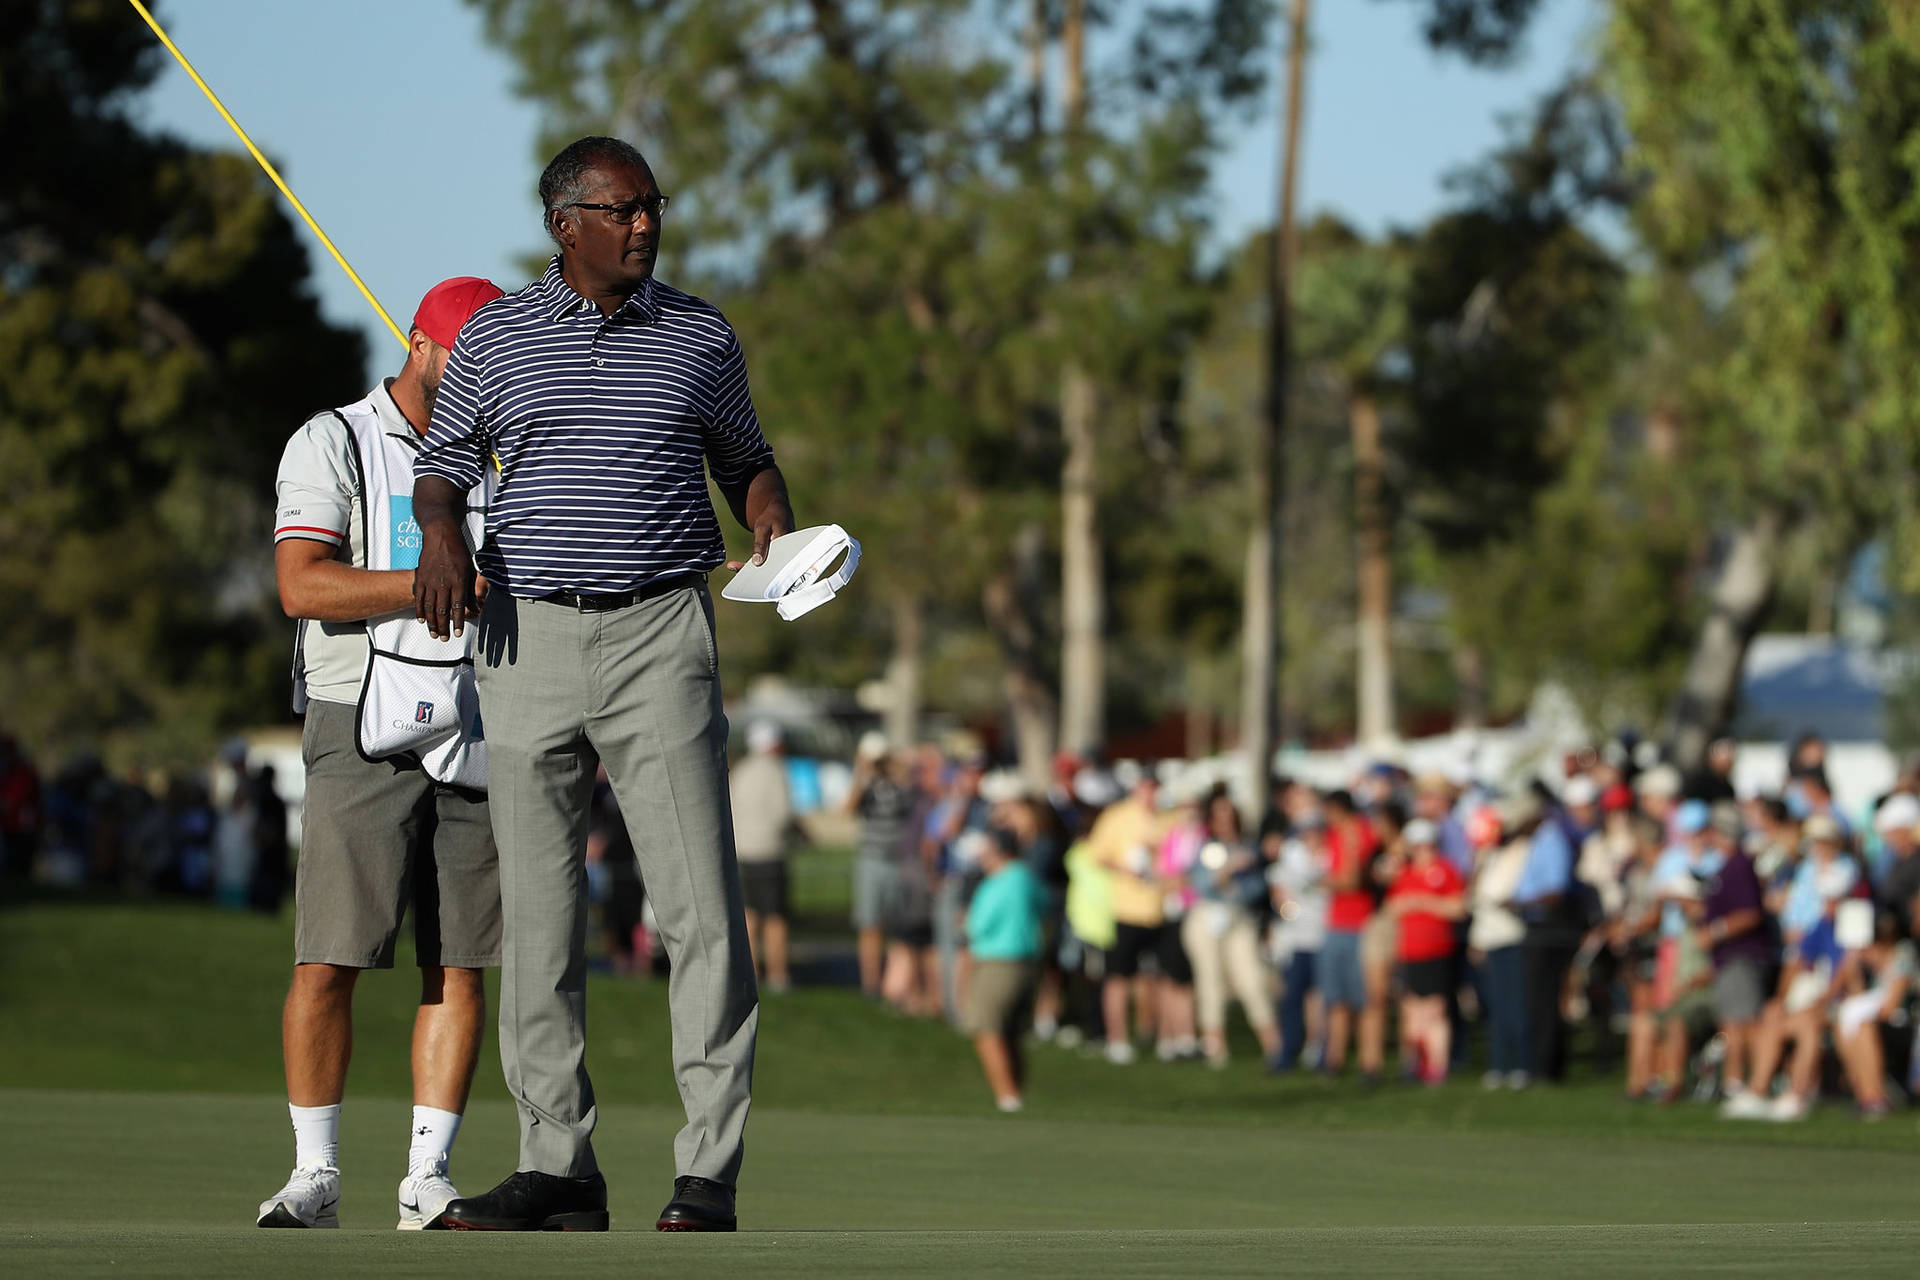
left=391, top=701, right=436, bottom=734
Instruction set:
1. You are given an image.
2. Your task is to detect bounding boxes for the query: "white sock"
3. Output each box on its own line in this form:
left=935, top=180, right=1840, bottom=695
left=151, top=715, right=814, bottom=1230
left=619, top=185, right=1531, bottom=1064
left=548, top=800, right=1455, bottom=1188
left=408, top=1105, right=463, bottom=1173
left=289, top=1103, right=340, bottom=1170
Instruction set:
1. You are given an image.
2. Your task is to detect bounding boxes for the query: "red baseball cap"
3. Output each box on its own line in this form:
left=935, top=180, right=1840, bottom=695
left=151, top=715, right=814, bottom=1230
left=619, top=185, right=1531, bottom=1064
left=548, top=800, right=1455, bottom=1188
left=411, top=276, right=505, bottom=350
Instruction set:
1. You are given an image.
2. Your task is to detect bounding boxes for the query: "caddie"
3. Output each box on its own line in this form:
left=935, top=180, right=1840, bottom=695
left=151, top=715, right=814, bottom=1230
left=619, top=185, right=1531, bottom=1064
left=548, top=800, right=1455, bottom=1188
left=257, top=277, right=504, bottom=1231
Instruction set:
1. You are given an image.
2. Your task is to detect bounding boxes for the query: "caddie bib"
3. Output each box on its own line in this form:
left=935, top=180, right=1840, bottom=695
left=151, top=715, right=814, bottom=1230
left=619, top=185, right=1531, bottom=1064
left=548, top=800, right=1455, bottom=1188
left=328, top=398, right=490, bottom=790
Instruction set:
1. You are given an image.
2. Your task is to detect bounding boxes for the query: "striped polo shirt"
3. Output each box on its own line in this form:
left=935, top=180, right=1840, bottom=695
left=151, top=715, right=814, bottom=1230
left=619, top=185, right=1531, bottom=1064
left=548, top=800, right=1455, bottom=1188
left=415, top=256, right=776, bottom=598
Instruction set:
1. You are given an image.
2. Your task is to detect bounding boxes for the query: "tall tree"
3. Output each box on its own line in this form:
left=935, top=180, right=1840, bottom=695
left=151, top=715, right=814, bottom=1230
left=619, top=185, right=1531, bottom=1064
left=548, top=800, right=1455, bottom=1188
left=1243, top=0, right=1310, bottom=800
left=1056, top=0, right=1103, bottom=762
left=1604, top=1, right=1920, bottom=766
left=0, top=0, right=365, bottom=762
left=1293, top=225, right=1409, bottom=747
left=1391, top=0, right=1920, bottom=761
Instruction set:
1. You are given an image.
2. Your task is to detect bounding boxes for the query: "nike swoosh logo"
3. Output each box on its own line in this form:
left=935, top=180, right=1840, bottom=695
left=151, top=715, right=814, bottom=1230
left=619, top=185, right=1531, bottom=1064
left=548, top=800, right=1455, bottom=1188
left=400, top=1198, right=420, bottom=1212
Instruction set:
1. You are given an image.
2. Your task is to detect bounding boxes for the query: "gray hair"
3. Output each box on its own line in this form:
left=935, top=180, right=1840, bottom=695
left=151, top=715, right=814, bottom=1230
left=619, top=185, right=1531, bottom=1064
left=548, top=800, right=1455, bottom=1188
left=538, top=136, right=649, bottom=245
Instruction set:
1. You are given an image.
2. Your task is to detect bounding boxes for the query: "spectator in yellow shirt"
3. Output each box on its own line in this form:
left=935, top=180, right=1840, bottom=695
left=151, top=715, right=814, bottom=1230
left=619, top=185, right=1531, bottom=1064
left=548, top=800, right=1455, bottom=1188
left=1088, top=771, right=1190, bottom=1064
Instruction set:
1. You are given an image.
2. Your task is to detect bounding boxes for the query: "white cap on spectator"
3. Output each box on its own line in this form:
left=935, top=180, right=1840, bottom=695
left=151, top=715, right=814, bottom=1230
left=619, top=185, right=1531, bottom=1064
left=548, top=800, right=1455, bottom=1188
left=1634, top=764, right=1682, bottom=799
left=856, top=730, right=891, bottom=760
left=979, top=769, right=1029, bottom=805
left=1563, top=776, right=1600, bottom=808
left=1166, top=767, right=1213, bottom=806
left=1072, top=768, right=1121, bottom=808
left=747, top=721, right=783, bottom=754
left=1873, top=793, right=1920, bottom=835
left=952, top=829, right=993, bottom=869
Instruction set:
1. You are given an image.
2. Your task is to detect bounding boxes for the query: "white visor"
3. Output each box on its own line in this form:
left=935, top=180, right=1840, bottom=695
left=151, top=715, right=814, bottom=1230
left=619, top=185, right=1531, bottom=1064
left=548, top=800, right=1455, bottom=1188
left=720, top=524, right=862, bottom=620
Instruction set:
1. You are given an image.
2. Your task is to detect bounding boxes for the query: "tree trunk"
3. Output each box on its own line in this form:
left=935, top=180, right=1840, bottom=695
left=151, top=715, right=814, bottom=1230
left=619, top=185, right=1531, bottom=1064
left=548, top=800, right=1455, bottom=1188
left=1666, top=507, right=1784, bottom=771
left=1059, top=368, right=1104, bottom=754
left=1063, top=0, right=1085, bottom=121
left=1025, top=0, right=1046, bottom=139
left=1185, top=650, right=1215, bottom=760
left=1055, top=0, right=1104, bottom=757
left=984, top=522, right=1058, bottom=793
left=1452, top=643, right=1485, bottom=731
left=1351, top=389, right=1394, bottom=746
left=1242, top=0, right=1311, bottom=802
left=884, top=593, right=923, bottom=749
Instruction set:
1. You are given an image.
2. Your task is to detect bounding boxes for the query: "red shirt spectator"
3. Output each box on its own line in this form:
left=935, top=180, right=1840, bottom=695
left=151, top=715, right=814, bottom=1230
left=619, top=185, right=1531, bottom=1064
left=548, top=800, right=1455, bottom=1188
left=1389, top=858, right=1466, bottom=961
left=1325, top=815, right=1379, bottom=931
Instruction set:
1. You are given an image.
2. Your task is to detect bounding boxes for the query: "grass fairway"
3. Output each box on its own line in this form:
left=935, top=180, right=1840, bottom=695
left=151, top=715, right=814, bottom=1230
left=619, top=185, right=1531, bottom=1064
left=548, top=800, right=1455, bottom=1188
left=3, top=898, right=1917, bottom=1276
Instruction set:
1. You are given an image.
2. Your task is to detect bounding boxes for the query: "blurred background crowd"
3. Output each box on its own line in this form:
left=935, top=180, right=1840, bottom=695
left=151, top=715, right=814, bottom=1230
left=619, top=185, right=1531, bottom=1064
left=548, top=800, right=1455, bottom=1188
left=815, top=726, right=1919, bottom=1119
left=7, top=712, right=1917, bottom=1122
left=0, top=732, right=287, bottom=911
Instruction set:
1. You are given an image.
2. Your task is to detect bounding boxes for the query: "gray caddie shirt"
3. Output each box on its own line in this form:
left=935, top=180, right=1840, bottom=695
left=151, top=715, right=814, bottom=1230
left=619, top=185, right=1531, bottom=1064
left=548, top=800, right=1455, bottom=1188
left=272, top=380, right=419, bottom=707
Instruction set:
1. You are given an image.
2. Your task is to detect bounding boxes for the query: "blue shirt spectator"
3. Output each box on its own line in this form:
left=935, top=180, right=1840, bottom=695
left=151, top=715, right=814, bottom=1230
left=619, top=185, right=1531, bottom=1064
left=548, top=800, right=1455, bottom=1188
left=1780, top=856, right=1859, bottom=938
left=1436, top=812, right=1473, bottom=877
left=1512, top=821, right=1574, bottom=923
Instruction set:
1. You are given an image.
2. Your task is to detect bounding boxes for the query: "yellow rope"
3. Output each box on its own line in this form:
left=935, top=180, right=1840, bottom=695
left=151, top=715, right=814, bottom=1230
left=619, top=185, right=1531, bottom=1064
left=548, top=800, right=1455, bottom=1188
left=125, top=0, right=408, bottom=348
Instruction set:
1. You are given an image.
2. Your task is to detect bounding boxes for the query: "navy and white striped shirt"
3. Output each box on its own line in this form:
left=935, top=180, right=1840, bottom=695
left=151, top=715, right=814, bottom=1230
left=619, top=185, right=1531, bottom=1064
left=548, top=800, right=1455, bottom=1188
left=415, top=256, right=776, bottom=597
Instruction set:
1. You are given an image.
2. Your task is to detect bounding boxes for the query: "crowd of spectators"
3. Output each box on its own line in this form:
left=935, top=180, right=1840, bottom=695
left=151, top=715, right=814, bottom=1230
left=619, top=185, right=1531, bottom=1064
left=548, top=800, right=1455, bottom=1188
left=844, top=729, right=1919, bottom=1119
left=14, top=713, right=1916, bottom=1124
left=0, top=732, right=289, bottom=913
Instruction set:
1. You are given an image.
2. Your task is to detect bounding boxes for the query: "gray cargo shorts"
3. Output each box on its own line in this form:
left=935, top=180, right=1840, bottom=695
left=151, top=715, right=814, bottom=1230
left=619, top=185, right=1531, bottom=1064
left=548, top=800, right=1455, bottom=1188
left=294, top=699, right=501, bottom=969
left=851, top=854, right=900, bottom=931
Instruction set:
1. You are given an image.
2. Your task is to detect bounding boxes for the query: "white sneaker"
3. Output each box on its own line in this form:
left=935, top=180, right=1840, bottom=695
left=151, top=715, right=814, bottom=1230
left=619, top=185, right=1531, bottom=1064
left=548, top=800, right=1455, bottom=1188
left=1505, top=1071, right=1532, bottom=1091
left=396, top=1159, right=460, bottom=1230
left=257, top=1164, right=340, bottom=1229
left=1766, top=1092, right=1810, bottom=1122
left=1104, top=1041, right=1138, bottom=1065
left=1481, top=1071, right=1504, bottom=1092
left=995, top=1095, right=1024, bottom=1113
left=1721, top=1091, right=1769, bottom=1120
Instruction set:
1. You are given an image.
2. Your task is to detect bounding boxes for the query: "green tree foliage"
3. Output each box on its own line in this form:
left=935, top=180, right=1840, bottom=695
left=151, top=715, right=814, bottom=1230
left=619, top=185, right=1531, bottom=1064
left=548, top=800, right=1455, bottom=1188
left=1378, top=0, right=1547, bottom=64
left=1600, top=2, right=1920, bottom=756
left=1606, top=1, right=1920, bottom=533
left=1179, top=221, right=1372, bottom=740
left=0, top=0, right=365, bottom=763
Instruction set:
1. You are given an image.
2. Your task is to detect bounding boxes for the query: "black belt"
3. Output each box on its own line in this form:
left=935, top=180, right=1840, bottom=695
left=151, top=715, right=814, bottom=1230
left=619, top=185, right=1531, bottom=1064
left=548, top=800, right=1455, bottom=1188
left=541, top=573, right=703, bottom=612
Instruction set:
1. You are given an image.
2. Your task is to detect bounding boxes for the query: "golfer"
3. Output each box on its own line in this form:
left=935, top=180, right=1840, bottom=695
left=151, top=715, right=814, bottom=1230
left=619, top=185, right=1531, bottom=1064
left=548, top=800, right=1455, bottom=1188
left=259, top=277, right=505, bottom=1230
left=414, top=135, right=794, bottom=1233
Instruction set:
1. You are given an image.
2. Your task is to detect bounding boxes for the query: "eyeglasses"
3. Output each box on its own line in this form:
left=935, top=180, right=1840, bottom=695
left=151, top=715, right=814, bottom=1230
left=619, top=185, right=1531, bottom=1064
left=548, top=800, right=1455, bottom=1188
left=566, top=195, right=670, bottom=224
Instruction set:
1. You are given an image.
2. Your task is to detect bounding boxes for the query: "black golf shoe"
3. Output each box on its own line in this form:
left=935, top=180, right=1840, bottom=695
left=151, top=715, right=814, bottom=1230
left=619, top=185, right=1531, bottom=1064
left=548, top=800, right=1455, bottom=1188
left=655, top=1175, right=736, bottom=1232
left=441, top=1170, right=609, bottom=1232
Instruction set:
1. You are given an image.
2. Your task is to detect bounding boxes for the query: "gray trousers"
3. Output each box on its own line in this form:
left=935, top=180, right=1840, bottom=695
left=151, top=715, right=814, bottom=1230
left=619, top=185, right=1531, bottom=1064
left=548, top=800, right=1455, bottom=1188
left=475, top=583, right=757, bottom=1183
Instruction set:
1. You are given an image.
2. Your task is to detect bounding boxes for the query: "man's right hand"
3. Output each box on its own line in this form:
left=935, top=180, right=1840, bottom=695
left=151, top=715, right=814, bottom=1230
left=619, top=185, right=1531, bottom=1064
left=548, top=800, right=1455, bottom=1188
left=414, top=520, right=475, bottom=640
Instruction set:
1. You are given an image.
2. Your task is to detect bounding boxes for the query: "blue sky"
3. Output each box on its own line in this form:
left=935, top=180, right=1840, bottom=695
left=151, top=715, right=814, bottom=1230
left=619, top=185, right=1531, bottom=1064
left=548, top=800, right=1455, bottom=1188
left=138, top=0, right=1599, bottom=382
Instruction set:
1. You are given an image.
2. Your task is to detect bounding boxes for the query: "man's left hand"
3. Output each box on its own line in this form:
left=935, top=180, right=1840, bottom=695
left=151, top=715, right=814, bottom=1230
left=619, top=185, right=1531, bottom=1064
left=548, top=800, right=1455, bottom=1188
left=725, top=466, right=796, bottom=570
left=728, top=501, right=794, bottom=570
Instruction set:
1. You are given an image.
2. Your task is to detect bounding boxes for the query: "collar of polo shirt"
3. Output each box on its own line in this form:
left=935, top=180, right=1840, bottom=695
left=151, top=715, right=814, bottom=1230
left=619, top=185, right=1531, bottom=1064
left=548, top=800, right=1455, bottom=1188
left=536, top=255, right=660, bottom=325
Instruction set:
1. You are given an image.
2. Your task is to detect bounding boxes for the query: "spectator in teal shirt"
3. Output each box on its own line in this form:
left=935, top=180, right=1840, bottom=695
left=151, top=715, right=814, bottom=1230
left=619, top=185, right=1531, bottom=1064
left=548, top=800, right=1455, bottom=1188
left=963, top=828, right=1044, bottom=1111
